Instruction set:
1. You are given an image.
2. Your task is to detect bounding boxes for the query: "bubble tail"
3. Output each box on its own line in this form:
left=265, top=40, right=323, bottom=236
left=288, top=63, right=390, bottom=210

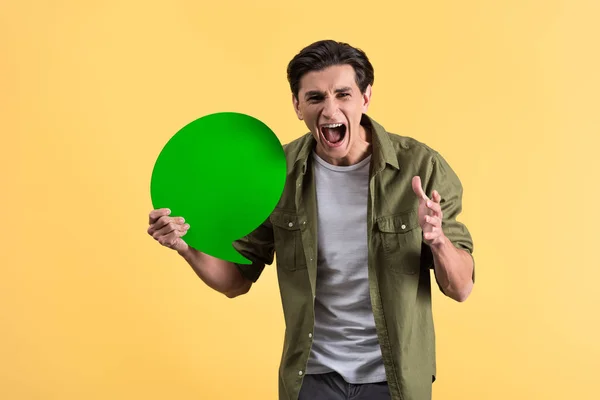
left=218, top=243, right=253, bottom=265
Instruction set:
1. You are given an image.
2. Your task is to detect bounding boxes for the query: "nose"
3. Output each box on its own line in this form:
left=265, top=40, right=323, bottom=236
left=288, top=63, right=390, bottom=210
left=321, top=97, right=339, bottom=120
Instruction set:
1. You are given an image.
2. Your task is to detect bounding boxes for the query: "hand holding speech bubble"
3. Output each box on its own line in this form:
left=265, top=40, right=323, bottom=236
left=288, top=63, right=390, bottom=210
left=150, top=112, right=286, bottom=264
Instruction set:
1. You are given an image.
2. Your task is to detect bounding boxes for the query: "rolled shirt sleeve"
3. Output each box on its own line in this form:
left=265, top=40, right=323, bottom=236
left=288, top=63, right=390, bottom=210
left=231, top=218, right=276, bottom=282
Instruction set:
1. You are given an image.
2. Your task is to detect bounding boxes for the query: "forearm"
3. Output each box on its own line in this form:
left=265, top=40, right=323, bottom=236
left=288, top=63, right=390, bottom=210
left=177, top=247, right=252, bottom=298
left=430, top=237, right=474, bottom=302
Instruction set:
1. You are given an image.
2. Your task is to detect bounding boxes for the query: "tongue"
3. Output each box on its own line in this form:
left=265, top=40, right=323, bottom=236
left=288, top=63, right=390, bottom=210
left=323, top=126, right=343, bottom=143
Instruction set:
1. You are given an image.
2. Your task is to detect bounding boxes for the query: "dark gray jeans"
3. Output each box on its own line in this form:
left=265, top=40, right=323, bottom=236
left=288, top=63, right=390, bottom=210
left=298, top=372, right=391, bottom=400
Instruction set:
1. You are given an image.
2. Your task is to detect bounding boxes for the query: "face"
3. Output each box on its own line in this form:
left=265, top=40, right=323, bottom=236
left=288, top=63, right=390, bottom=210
left=293, top=64, right=372, bottom=166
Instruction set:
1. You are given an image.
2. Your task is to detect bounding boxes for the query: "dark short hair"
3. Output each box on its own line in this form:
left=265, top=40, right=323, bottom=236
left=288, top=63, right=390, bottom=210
left=286, top=40, right=374, bottom=99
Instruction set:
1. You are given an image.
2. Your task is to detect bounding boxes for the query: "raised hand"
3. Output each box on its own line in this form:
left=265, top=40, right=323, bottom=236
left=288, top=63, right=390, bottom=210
left=411, top=176, right=445, bottom=247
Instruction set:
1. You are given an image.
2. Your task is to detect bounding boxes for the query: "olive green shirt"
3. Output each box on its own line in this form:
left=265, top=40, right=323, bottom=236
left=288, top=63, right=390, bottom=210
left=232, top=114, right=475, bottom=400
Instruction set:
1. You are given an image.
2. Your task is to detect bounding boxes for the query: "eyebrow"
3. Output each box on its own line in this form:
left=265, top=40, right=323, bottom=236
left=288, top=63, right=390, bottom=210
left=304, top=87, right=353, bottom=100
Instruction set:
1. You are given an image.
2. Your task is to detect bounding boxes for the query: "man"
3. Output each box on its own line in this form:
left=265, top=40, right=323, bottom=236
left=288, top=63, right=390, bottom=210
left=147, top=40, right=475, bottom=400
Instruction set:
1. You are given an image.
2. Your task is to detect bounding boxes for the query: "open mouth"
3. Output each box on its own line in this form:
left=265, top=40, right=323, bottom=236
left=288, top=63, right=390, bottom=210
left=319, top=123, right=347, bottom=148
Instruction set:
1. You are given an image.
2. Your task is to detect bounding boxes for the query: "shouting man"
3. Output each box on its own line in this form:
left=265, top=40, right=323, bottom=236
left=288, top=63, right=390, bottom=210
left=147, top=40, right=475, bottom=400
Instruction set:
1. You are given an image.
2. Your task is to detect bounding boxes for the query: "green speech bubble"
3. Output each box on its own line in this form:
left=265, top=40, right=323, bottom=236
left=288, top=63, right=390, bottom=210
left=150, top=112, right=286, bottom=264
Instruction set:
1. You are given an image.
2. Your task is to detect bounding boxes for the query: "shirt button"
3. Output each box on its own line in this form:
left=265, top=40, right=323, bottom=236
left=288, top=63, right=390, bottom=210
left=401, top=224, right=406, bottom=229
left=298, top=370, right=303, bottom=376
left=308, top=333, right=313, bottom=338
left=288, top=222, right=294, bottom=227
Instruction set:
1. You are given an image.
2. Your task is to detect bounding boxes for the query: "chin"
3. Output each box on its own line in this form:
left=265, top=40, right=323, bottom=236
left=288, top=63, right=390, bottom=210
left=317, top=142, right=351, bottom=163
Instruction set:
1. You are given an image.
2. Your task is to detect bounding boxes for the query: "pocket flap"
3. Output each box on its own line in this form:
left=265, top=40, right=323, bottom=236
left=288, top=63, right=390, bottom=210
left=376, top=210, right=419, bottom=233
left=270, top=210, right=302, bottom=231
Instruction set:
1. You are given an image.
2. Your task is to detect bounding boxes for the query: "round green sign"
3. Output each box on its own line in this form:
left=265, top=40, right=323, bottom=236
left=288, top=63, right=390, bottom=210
left=150, top=112, right=287, bottom=264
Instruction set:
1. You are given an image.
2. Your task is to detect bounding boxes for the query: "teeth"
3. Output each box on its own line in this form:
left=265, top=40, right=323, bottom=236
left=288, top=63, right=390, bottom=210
left=322, top=123, right=343, bottom=128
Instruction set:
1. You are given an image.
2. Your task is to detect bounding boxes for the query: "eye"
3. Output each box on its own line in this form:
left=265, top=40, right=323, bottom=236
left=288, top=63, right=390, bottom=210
left=338, top=93, right=350, bottom=98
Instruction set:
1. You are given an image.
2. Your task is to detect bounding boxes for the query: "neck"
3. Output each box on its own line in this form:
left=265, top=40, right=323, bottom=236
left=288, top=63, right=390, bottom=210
left=348, top=124, right=373, bottom=163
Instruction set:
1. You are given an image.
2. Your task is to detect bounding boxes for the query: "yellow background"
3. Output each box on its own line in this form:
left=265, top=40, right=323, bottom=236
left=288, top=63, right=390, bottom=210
left=1, top=0, right=599, bottom=399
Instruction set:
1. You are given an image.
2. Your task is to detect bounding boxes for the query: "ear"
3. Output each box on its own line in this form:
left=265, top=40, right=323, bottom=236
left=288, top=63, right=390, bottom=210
left=361, top=84, right=372, bottom=113
left=292, top=93, right=303, bottom=120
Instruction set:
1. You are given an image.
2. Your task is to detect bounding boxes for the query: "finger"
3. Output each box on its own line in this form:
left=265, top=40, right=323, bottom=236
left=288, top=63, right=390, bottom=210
left=150, top=215, right=185, bottom=234
left=151, top=218, right=188, bottom=239
left=149, top=216, right=171, bottom=235
left=432, top=190, right=442, bottom=204
left=426, top=199, right=442, bottom=216
left=159, top=228, right=188, bottom=247
left=159, top=235, right=179, bottom=248
left=152, top=221, right=177, bottom=240
left=149, top=208, right=171, bottom=224
left=411, top=176, right=429, bottom=201
left=153, top=221, right=189, bottom=240
left=425, top=215, right=442, bottom=228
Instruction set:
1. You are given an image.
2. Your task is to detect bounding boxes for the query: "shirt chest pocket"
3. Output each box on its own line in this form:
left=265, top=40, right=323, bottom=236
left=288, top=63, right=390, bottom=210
left=270, top=210, right=307, bottom=271
left=376, top=209, right=421, bottom=275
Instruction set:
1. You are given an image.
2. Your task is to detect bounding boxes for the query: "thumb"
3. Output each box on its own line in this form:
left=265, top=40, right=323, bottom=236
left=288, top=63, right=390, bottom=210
left=173, top=237, right=189, bottom=253
left=411, top=176, right=429, bottom=201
